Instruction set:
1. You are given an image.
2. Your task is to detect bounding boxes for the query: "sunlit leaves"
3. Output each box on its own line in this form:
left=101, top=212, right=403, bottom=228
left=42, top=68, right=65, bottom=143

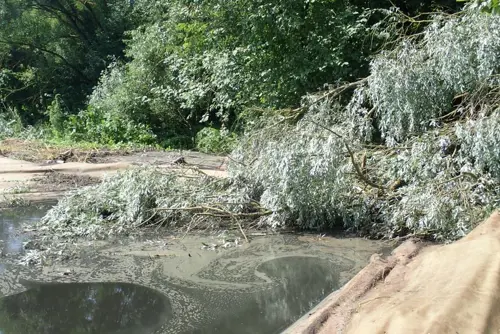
left=88, top=0, right=385, bottom=143
left=353, top=11, right=500, bottom=144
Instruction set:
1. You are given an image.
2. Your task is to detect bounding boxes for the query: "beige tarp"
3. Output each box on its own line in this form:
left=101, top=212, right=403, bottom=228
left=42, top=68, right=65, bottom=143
left=286, top=211, right=500, bottom=334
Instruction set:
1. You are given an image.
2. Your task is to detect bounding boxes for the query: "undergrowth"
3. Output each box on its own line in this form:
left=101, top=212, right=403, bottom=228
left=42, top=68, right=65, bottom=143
left=195, top=127, right=238, bottom=154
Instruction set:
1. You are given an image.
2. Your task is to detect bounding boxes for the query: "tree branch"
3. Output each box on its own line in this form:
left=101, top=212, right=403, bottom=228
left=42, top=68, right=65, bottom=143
left=0, top=39, right=91, bottom=83
left=308, top=120, right=387, bottom=190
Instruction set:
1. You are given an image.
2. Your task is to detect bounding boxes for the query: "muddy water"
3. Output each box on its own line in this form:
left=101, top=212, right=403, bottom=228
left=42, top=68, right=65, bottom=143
left=0, top=205, right=49, bottom=257
left=0, top=207, right=393, bottom=334
left=174, top=256, right=340, bottom=334
left=0, top=282, right=170, bottom=334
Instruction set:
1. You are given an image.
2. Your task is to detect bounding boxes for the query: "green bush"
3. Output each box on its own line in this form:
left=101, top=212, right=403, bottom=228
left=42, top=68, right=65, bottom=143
left=46, top=94, right=67, bottom=138
left=88, top=0, right=391, bottom=144
left=0, top=0, right=134, bottom=126
left=195, top=127, right=238, bottom=154
left=0, top=116, right=15, bottom=139
left=350, top=11, right=500, bottom=145
left=66, top=107, right=156, bottom=145
left=227, top=10, right=500, bottom=239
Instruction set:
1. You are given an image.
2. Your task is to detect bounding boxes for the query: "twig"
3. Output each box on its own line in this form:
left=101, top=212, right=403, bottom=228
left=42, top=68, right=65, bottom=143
left=136, top=211, right=158, bottom=227
left=195, top=211, right=272, bottom=218
left=155, top=204, right=269, bottom=242
left=154, top=217, right=167, bottom=231
left=182, top=217, right=201, bottom=239
left=435, top=172, right=479, bottom=186
left=180, top=167, right=209, bottom=177
left=235, top=218, right=249, bottom=243
left=156, top=206, right=273, bottom=219
left=226, top=155, right=249, bottom=167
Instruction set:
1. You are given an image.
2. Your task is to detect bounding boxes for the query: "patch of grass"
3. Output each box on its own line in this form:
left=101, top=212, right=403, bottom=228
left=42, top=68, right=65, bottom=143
left=195, top=127, right=238, bottom=154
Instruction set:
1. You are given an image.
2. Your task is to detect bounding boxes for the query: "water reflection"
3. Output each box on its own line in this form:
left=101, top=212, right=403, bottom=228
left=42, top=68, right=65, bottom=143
left=186, top=256, right=339, bottom=334
left=0, top=205, right=368, bottom=334
left=0, top=282, right=171, bottom=334
left=0, top=205, right=50, bottom=256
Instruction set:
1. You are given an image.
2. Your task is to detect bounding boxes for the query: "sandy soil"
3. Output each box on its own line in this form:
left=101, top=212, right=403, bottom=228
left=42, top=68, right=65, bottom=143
left=0, top=150, right=227, bottom=206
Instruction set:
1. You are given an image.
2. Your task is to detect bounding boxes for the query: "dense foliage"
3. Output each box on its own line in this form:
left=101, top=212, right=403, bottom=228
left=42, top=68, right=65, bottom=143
left=1, top=0, right=462, bottom=147
left=0, top=0, right=133, bottom=124
left=36, top=6, right=500, bottom=243
left=85, top=0, right=393, bottom=146
left=230, top=8, right=500, bottom=240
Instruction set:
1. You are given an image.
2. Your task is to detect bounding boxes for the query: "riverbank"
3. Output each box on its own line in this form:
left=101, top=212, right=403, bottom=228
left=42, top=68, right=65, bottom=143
left=0, top=143, right=227, bottom=207
left=0, top=142, right=400, bottom=332
left=285, top=211, right=500, bottom=334
left=3, top=140, right=498, bottom=334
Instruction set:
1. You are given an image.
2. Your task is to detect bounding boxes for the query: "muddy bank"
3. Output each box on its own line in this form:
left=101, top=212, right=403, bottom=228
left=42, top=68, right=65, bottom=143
left=283, top=240, right=423, bottom=334
left=286, top=211, right=500, bottom=334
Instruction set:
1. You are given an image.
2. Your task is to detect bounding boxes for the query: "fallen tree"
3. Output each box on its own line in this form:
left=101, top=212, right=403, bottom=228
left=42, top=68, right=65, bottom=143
left=37, top=7, right=500, bottom=242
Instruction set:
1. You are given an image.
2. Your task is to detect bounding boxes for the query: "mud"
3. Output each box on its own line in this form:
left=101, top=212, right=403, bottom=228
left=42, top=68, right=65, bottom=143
left=32, top=172, right=100, bottom=190
left=0, top=139, right=141, bottom=163
left=0, top=150, right=226, bottom=207
left=0, top=206, right=392, bottom=333
left=89, top=150, right=227, bottom=171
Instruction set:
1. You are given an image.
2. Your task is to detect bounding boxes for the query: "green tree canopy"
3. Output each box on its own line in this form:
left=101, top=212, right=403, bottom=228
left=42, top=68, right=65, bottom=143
left=0, top=0, right=133, bottom=124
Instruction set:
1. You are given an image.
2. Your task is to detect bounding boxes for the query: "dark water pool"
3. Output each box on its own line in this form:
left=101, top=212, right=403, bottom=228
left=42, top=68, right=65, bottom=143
left=0, top=282, right=170, bottom=334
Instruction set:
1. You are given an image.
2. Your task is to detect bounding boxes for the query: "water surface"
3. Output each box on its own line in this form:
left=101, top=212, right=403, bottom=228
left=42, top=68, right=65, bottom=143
left=0, top=205, right=49, bottom=256
left=178, top=256, right=340, bottom=334
left=0, top=282, right=170, bottom=334
left=0, top=206, right=392, bottom=334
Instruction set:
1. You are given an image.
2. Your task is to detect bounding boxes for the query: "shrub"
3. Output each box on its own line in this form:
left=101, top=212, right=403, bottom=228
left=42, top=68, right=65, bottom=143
left=352, top=11, right=500, bottom=145
left=195, top=127, right=238, bottom=154
left=0, top=115, right=15, bottom=139
left=46, top=94, right=67, bottom=138
left=66, top=107, right=156, bottom=145
left=87, top=0, right=390, bottom=144
left=37, top=168, right=253, bottom=238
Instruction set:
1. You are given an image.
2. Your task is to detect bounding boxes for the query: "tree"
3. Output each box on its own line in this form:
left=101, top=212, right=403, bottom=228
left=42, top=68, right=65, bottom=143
left=0, top=0, right=133, bottom=125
